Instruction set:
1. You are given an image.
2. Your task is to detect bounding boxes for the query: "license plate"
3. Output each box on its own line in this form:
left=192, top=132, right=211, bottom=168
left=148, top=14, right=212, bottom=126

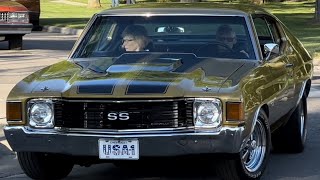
left=98, top=139, right=139, bottom=160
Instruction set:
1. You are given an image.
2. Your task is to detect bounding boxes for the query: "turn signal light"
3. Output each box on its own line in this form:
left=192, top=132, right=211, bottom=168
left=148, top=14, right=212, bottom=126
left=6, top=102, right=22, bottom=121
left=226, top=102, right=244, bottom=121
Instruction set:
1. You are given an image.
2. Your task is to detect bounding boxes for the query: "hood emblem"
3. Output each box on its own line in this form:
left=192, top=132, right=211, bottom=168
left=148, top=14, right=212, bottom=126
left=40, top=86, right=50, bottom=92
left=202, top=86, right=212, bottom=92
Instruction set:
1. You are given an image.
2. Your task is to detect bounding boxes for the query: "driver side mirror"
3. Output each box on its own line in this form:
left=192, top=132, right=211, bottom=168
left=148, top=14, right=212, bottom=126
left=264, top=43, right=279, bottom=61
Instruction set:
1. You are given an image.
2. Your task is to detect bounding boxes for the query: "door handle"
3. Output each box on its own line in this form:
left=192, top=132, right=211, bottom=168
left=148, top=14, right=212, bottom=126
left=286, top=63, right=293, bottom=68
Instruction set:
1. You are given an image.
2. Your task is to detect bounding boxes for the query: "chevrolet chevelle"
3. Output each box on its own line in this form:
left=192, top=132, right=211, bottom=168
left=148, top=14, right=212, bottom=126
left=4, top=3, right=313, bottom=180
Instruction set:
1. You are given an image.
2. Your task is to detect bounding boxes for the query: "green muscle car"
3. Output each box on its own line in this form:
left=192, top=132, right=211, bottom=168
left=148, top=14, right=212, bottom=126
left=4, top=3, right=313, bottom=180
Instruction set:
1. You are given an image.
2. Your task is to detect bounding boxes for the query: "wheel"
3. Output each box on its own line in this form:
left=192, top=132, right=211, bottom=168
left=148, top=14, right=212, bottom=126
left=216, top=110, right=271, bottom=180
left=17, top=152, right=74, bottom=179
left=8, top=35, right=23, bottom=50
left=272, top=96, right=307, bottom=153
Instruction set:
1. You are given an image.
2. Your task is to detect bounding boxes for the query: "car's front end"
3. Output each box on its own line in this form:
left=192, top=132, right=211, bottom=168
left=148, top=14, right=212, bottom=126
left=4, top=56, right=257, bottom=159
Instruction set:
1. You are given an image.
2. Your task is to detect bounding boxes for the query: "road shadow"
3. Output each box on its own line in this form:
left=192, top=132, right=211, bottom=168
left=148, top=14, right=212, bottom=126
left=313, top=75, right=320, bottom=80
left=23, top=39, right=76, bottom=51
left=0, top=33, right=77, bottom=51
left=68, top=157, right=221, bottom=179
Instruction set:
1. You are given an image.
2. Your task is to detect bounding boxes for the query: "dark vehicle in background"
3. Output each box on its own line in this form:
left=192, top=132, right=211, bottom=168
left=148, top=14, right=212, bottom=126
left=4, top=3, right=313, bottom=180
left=15, top=0, right=41, bottom=30
left=0, top=0, right=32, bottom=49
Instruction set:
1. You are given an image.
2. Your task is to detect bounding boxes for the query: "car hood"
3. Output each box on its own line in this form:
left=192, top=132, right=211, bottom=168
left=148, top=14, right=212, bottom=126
left=12, top=54, right=257, bottom=98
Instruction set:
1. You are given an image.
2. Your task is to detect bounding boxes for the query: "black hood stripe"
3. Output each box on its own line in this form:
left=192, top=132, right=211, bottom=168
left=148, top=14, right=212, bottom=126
left=126, top=81, right=170, bottom=94
left=77, top=79, right=117, bottom=94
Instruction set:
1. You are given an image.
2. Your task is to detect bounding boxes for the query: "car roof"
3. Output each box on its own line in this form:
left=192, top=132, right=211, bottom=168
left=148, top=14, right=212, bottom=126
left=98, top=2, right=270, bottom=16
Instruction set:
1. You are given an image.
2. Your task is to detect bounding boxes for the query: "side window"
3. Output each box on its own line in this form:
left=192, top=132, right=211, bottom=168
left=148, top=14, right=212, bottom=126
left=253, top=17, right=274, bottom=51
left=253, top=16, right=287, bottom=58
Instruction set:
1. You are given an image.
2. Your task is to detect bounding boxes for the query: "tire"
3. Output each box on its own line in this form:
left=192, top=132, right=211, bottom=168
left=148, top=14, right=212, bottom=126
left=272, top=96, right=307, bottom=153
left=17, top=152, right=74, bottom=179
left=8, top=35, right=23, bottom=50
left=216, top=110, right=271, bottom=180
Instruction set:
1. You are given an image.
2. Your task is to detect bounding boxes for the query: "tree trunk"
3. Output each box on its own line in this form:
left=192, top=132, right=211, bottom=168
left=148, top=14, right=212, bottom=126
left=180, top=0, right=201, bottom=2
left=316, top=0, right=320, bottom=22
left=88, top=0, right=101, bottom=8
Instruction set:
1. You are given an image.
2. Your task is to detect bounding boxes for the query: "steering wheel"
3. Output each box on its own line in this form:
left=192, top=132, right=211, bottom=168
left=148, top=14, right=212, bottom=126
left=196, top=41, right=234, bottom=57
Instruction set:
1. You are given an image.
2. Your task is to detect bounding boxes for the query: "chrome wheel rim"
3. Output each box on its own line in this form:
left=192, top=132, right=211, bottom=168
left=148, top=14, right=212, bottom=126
left=241, top=119, right=266, bottom=172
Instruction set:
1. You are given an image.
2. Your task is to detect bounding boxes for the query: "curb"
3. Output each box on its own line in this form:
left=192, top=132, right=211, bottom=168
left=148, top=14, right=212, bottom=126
left=0, top=118, right=6, bottom=128
left=42, top=25, right=83, bottom=36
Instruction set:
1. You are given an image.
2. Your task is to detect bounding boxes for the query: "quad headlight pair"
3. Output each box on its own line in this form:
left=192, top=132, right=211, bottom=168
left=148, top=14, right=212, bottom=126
left=26, top=98, right=223, bottom=129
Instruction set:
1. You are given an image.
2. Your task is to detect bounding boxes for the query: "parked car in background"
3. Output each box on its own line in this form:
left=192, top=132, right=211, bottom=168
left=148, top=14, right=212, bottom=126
left=0, top=0, right=32, bottom=49
left=4, top=3, right=313, bottom=180
left=15, top=0, right=41, bottom=30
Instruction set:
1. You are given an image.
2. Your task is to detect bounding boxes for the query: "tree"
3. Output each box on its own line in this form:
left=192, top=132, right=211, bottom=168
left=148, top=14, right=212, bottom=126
left=88, top=0, right=101, bottom=8
left=316, top=0, right=320, bottom=22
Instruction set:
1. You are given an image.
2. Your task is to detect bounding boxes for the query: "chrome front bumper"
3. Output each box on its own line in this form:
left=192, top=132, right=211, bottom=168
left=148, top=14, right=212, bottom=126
left=4, top=126, right=245, bottom=157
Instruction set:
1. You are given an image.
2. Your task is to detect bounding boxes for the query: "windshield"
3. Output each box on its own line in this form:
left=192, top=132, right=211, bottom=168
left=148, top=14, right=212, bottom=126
left=72, top=15, right=255, bottom=60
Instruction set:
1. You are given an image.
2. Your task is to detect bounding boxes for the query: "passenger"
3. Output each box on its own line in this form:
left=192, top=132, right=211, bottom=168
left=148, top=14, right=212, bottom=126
left=216, top=24, right=249, bottom=58
left=121, top=25, right=153, bottom=52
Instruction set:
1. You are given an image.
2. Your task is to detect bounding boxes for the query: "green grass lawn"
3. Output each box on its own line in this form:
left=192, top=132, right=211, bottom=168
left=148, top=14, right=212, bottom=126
left=40, top=0, right=320, bottom=59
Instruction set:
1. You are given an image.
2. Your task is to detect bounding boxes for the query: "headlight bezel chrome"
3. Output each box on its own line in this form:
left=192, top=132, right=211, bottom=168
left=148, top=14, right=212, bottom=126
left=27, top=99, right=55, bottom=128
left=193, top=98, right=222, bottom=129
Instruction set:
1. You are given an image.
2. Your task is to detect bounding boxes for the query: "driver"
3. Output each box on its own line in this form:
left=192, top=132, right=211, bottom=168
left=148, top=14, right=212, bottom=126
left=216, top=24, right=249, bottom=58
left=121, top=25, right=153, bottom=52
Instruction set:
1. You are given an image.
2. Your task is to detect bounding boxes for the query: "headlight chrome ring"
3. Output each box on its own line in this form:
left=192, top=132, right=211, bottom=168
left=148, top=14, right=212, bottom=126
left=28, top=99, right=54, bottom=128
left=193, top=98, right=222, bottom=129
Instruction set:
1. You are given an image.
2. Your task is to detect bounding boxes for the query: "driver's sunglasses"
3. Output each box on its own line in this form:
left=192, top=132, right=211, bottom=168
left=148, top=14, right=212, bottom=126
left=217, top=36, right=235, bottom=42
left=122, top=38, right=135, bottom=43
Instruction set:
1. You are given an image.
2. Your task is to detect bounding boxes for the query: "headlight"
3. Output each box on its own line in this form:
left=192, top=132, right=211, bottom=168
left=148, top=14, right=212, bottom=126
left=28, top=99, right=54, bottom=128
left=193, top=98, right=222, bottom=129
left=8, top=12, right=29, bottom=23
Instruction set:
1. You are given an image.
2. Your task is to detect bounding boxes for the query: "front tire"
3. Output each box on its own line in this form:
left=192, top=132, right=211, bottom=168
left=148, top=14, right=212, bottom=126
left=216, top=110, right=271, bottom=180
left=17, top=152, right=74, bottom=179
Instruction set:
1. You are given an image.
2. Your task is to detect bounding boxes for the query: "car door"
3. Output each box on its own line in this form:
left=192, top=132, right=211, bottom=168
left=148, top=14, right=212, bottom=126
left=252, top=15, right=295, bottom=125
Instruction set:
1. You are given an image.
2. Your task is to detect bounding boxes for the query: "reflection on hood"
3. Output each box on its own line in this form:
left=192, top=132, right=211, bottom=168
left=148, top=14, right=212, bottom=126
left=27, top=53, right=256, bottom=96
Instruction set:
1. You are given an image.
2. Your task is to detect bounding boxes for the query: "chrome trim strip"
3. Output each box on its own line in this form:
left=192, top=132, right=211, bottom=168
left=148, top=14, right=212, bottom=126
left=297, top=80, right=307, bottom=105
left=6, top=100, right=22, bottom=103
left=7, top=121, right=23, bottom=124
left=54, top=126, right=195, bottom=134
left=251, top=105, right=262, bottom=134
left=29, top=98, right=194, bottom=103
left=101, top=14, right=247, bottom=17
left=6, top=126, right=244, bottom=138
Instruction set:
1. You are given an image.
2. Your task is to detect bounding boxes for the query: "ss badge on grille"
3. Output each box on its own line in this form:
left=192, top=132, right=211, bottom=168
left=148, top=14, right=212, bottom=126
left=107, top=112, right=130, bottom=121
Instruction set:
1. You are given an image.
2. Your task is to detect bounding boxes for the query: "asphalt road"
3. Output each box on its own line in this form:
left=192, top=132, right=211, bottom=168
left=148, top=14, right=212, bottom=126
left=0, top=32, right=320, bottom=180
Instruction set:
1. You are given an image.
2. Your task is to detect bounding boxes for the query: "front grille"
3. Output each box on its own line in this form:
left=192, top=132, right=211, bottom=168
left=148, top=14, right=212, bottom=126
left=0, top=12, right=8, bottom=22
left=54, top=99, right=194, bottom=129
